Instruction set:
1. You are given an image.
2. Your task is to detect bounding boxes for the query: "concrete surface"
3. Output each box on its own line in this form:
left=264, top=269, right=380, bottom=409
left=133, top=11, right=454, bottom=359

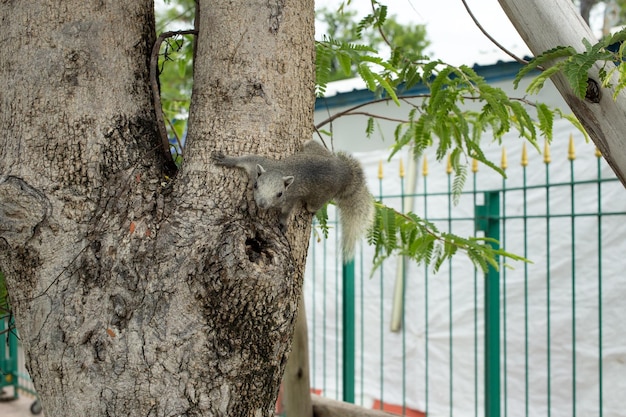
left=0, top=387, right=43, bottom=417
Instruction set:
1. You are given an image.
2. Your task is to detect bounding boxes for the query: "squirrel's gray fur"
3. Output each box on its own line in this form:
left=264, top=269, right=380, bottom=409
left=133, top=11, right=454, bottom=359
left=212, top=140, right=374, bottom=259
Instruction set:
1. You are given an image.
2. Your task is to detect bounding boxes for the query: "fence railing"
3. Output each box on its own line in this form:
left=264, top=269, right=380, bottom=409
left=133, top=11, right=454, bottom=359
left=303, top=135, right=626, bottom=417
left=0, top=318, right=40, bottom=412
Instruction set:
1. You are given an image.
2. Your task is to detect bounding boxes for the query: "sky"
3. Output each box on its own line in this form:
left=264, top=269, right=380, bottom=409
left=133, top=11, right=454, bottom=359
left=315, top=0, right=608, bottom=66
left=155, top=0, right=608, bottom=66
left=154, top=0, right=609, bottom=68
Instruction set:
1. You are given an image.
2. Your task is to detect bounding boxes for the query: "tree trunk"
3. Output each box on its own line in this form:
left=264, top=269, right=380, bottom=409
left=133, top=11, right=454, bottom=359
left=579, top=0, right=598, bottom=25
left=499, top=0, right=626, bottom=187
left=0, top=0, right=315, bottom=416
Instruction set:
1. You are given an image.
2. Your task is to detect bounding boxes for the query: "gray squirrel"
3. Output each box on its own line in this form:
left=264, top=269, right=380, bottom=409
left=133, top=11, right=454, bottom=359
left=212, top=140, right=374, bottom=259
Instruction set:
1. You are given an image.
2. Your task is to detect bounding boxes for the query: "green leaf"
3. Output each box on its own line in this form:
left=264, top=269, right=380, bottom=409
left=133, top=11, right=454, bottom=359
left=376, top=4, right=388, bottom=27
left=337, top=51, right=353, bottom=76
left=428, top=66, right=454, bottom=107
left=466, top=140, right=505, bottom=178
left=514, top=45, right=576, bottom=89
left=450, top=160, right=467, bottom=204
left=526, top=65, right=563, bottom=95
left=536, top=102, right=554, bottom=141
left=508, top=101, right=538, bottom=149
left=561, top=112, right=590, bottom=142
left=357, top=64, right=377, bottom=91
left=402, top=63, right=421, bottom=90
left=563, top=53, right=598, bottom=98
left=372, top=72, right=400, bottom=105
left=606, top=28, right=626, bottom=46
left=365, top=117, right=375, bottom=137
left=314, top=204, right=330, bottom=239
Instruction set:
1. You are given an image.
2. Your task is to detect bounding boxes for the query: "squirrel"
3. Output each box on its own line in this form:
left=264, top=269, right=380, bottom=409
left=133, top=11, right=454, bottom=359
left=212, top=140, right=374, bottom=259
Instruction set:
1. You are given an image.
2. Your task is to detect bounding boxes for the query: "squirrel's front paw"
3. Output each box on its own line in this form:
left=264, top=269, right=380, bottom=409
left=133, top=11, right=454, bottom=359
left=211, top=151, right=226, bottom=164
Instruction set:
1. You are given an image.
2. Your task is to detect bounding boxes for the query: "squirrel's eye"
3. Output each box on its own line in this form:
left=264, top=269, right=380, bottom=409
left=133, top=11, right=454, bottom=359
left=254, top=181, right=258, bottom=189
left=277, top=192, right=283, bottom=198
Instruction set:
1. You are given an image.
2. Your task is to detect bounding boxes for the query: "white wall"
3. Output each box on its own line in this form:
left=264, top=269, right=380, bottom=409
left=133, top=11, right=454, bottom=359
left=313, top=73, right=567, bottom=153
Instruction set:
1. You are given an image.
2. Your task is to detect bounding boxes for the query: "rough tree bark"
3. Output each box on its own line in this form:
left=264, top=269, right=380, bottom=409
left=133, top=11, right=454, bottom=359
left=0, top=0, right=314, bottom=416
left=499, top=0, right=626, bottom=187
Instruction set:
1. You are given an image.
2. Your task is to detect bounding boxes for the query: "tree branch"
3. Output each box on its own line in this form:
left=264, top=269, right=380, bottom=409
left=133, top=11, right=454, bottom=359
left=331, top=111, right=409, bottom=124
left=165, top=116, right=184, bottom=160
left=315, top=93, right=537, bottom=129
left=371, top=0, right=392, bottom=48
left=460, top=0, right=529, bottom=65
left=316, top=96, right=400, bottom=129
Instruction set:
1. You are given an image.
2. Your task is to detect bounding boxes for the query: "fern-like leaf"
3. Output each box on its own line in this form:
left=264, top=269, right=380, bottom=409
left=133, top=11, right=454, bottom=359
left=365, top=117, right=375, bottom=137
left=514, top=45, right=576, bottom=89
left=357, top=63, right=377, bottom=92
left=563, top=52, right=602, bottom=99
left=526, top=65, right=563, bottom=95
left=536, top=102, right=554, bottom=141
left=314, top=204, right=330, bottom=239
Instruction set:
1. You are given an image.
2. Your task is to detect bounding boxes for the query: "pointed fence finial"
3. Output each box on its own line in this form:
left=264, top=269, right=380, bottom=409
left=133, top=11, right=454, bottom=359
left=472, top=158, right=479, bottom=173
left=399, top=158, right=405, bottom=178
left=544, top=140, right=551, bottom=164
left=568, top=134, right=576, bottom=161
left=378, top=160, right=384, bottom=179
left=521, top=142, right=528, bottom=167
left=501, top=147, right=508, bottom=171
left=446, top=153, right=453, bottom=175
left=422, top=155, right=429, bottom=177
left=595, top=147, right=602, bottom=158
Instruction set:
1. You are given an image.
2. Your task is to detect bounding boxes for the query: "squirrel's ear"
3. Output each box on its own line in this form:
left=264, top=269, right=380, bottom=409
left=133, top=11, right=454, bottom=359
left=283, top=176, right=294, bottom=188
left=256, top=164, right=266, bottom=175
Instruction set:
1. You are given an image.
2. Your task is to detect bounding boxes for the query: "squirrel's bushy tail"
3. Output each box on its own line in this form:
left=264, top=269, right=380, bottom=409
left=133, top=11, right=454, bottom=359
left=335, top=153, right=375, bottom=260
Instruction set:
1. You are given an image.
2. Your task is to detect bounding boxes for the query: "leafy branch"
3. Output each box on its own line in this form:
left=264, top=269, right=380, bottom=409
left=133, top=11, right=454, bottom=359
left=515, top=29, right=626, bottom=100
left=369, top=202, right=527, bottom=273
left=313, top=200, right=528, bottom=274
left=316, top=3, right=579, bottom=187
left=316, top=36, right=399, bottom=104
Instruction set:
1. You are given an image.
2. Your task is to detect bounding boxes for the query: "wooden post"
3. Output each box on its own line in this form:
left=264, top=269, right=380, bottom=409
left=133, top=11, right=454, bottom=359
left=311, top=395, right=399, bottom=417
left=282, top=294, right=314, bottom=417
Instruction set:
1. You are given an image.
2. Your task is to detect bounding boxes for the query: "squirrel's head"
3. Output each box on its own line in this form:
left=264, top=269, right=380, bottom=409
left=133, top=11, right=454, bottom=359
left=253, top=164, right=294, bottom=210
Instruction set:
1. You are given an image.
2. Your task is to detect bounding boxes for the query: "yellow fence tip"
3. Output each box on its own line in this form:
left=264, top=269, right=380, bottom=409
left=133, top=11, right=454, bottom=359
left=521, top=142, right=528, bottom=167
left=422, top=155, right=429, bottom=177
left=544, top=141, right=551, bottom=164
left=378, top=160, right=384, bottom=179
left=472, top=158, right=479, bottom=173
left=501, top=147, right=508, bottom=171
left=568, top=134, right=576, bottom=161
left=399, top=158, right=405, bottom=178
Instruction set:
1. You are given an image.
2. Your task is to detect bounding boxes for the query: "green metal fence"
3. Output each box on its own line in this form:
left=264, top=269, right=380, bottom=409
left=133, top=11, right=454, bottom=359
left=1, top=273, right=40, bottom=411
left=0, top=317, right=40, bottom=413
left=304, top=135, right=626, bottom=417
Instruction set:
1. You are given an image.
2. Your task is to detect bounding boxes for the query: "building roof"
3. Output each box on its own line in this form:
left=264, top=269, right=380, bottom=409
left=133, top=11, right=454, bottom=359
left=315, top=60, right=530, bottom=111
